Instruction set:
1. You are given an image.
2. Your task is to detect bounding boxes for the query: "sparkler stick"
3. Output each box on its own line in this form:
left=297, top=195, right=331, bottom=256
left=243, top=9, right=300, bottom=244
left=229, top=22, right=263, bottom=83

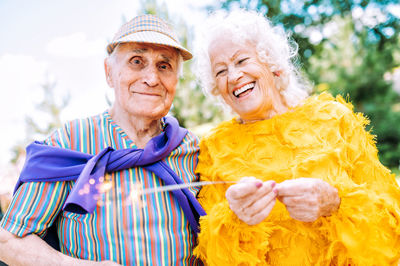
left=139, top=180, right=238, bottom=195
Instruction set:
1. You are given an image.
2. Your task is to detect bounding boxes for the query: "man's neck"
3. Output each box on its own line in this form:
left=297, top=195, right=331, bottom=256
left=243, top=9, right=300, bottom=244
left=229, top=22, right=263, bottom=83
left=109, top=107, right=163, bottom=149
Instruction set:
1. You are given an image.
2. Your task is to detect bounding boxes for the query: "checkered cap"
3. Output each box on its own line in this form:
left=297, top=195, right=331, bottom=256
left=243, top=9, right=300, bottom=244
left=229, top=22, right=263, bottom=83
left=107, top=14, right=192, bottom=61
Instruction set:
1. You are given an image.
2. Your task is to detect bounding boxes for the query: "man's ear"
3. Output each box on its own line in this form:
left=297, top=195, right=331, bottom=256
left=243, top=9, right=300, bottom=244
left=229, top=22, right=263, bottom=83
left=104, top=58, right=113, bottom=88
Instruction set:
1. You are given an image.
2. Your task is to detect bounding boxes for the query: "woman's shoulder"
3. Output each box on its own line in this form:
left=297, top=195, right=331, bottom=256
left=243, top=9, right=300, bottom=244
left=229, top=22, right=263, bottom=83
left=198, top=118, right=240, bottom=149
left=202, top=119, right=237, bottom=138
left=300, top=92, right=356, bottom=120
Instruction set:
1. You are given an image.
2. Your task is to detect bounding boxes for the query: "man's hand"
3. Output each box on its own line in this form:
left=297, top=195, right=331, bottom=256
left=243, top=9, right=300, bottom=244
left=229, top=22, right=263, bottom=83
left=225, top=177, right=277, bottom=225
left=0, top=193, right=11, bottom=214
left=276, top=178, right=340, bottom=222
left=0, top=227, right=121, bottom=265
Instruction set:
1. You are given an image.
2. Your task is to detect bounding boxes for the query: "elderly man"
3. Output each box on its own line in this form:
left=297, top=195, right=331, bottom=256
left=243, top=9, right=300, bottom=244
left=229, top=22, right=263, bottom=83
left=0, top=15, right=204, bottom=265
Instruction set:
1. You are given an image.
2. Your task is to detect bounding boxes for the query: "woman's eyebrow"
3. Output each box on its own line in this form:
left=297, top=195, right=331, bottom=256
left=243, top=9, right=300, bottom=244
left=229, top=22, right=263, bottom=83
left=231, top=50, right=245, bottom=60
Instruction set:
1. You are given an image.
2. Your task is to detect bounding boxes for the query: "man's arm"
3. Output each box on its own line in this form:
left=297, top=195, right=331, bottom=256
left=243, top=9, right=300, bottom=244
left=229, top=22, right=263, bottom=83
left=0, top=228, right=119, bottom=266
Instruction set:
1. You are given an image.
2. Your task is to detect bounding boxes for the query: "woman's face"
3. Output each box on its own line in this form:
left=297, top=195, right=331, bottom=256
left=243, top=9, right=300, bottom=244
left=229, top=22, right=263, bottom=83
left=209, top=36, right=280, bottom=122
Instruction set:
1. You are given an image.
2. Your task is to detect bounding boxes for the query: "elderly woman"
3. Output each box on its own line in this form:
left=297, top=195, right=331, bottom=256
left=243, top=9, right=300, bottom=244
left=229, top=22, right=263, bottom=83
left=193, top=10, right=400, bottom=265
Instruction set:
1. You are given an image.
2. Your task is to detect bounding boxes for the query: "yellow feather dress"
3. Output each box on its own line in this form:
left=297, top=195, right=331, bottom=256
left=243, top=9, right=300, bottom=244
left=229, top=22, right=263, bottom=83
left=194, top=93, right=400, bottom=265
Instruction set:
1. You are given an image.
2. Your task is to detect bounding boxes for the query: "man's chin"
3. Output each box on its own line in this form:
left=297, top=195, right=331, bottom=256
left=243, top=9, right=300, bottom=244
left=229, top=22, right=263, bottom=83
left=135, top=108, right=170, bottom=120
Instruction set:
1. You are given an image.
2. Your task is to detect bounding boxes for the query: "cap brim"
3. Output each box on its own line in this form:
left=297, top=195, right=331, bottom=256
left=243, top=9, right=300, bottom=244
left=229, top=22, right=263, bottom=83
left=107, top=31, right=192, bottom=61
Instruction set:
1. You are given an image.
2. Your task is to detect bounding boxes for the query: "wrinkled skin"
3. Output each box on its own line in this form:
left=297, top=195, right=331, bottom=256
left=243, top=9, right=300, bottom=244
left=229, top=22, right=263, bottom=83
left=226, top=177, right=340, bottom=224
left=226, top=177, right=277, bottom=225
left=276, top=178, right=341, bottom=222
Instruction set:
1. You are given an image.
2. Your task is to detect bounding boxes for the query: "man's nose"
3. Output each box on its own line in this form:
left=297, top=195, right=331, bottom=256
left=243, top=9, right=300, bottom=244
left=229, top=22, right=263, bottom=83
left=227, top=67, right=243, bottom=84
left=143, top=65, right=160, bottom=87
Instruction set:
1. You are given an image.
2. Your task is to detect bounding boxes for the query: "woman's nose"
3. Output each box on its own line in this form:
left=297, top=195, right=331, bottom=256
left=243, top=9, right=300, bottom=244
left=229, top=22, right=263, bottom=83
left=227, top=67, right=243, bottom=84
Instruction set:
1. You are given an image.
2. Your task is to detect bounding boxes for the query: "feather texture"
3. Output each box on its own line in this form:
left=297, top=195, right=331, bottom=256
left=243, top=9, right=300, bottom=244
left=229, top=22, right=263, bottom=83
left=194, top=93, right=400, bottom=265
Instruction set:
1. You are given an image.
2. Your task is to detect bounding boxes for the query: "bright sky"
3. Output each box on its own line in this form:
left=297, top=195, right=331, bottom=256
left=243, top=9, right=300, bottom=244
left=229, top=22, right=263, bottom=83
left=0, top=0, right=214, bottom=165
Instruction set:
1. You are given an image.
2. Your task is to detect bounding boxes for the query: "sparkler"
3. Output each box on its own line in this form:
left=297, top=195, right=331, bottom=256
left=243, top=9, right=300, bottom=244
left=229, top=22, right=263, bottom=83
left=138, top=180, right=238, bottom=196
left=95, top=179, right=239, bottom=207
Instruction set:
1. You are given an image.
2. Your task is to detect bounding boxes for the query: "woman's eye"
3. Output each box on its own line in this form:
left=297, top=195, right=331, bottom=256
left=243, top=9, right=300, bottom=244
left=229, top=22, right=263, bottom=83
left=216, top=69, right=226, bottom=77
left=238, top=57, right=249, bottom=64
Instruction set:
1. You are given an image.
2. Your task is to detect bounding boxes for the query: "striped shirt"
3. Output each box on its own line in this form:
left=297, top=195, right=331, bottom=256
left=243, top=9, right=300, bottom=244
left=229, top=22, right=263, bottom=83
left=1, top=111, right=202, bottom=265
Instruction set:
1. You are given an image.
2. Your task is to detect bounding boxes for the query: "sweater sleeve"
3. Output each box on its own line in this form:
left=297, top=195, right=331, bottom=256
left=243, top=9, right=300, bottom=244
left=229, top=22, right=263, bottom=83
left=309, top=98, right=400, bottom=264
left=282, top=96, right=400, bottom=264
left=194, top=136, right=273, bottom=266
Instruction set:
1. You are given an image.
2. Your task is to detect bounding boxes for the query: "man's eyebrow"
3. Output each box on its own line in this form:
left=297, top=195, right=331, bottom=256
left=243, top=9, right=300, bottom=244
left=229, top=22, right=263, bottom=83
left=131, top=48, right=147, bottom=54
left=161, top=54, right=173, bottom=62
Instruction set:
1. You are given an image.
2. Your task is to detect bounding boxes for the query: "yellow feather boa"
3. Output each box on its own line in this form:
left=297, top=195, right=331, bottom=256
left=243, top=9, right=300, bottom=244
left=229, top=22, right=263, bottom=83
left=194, top=93, right=400, bottom=265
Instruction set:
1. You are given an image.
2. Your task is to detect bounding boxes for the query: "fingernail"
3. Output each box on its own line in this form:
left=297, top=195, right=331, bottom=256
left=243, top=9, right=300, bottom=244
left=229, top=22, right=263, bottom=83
left=270, top=181, right=276, bottom=189
left=255, top=181, right=262, bottom=188
left=273, top=188, right=278, bottom=194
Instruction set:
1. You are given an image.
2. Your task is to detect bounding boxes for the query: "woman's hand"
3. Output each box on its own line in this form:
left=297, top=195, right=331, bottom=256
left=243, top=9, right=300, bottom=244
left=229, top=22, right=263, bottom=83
left=276, top=178, right=340, bottom=222
left=225, top=177, right=277, bottom=225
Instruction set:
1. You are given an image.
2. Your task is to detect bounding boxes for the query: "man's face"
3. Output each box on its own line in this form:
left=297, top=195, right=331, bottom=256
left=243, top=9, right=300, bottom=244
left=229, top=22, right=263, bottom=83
left=105, top=42, right=179, bottom=121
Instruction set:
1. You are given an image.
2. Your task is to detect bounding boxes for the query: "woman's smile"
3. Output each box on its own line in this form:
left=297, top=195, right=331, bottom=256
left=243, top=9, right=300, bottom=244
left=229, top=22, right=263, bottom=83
left=233, top=82, right=255, bottom=98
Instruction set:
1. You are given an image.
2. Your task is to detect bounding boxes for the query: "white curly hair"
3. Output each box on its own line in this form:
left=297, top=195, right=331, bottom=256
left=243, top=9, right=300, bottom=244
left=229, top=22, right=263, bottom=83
left=194, top=9, right=311, bottom=109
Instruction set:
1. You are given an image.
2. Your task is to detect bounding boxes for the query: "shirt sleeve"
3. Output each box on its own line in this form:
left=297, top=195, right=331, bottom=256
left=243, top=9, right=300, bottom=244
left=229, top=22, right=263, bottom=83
left=0, top=123, right=72, bottom=238
left=0, top=181, right=70, bottom=238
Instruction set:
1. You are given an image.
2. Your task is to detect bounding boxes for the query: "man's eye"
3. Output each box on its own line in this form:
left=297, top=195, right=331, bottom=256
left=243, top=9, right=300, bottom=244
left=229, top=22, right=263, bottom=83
left=159, top=63, right=171, bottom=70
left=130, top=57, right=142, bottom=65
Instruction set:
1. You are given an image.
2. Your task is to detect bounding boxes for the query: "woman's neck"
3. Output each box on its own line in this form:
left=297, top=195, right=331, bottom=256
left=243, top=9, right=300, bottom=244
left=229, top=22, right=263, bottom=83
left=239, top=93, right=289, bottom=124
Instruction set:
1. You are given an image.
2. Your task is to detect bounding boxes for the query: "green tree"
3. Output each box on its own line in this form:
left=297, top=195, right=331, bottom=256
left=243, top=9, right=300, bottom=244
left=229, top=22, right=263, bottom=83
left=211, top=0, right=400, bottom=168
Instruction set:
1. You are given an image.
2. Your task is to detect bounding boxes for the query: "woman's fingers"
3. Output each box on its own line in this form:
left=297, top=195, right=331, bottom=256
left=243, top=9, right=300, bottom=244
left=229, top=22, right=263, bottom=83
left=226, top=177, right=262, bottom=199
left=246, top=198, right=277, bottom=225
left=227, top=180, right=275, bottom=208
left=241, top=181, right=277, bottom=210
left=242, top=183, right=277, bottom=215
left=226, top=179, right=277, bottom=225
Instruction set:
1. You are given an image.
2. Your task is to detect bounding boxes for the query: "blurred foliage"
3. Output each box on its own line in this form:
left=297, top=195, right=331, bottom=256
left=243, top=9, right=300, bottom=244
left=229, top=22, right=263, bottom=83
left=307, top=15, right=400, bottom=168
left=25, top=80, right=69, bottom=137
left=209, top=0, right=400, bottom=169
left=10, top=79, right=69, bottom=163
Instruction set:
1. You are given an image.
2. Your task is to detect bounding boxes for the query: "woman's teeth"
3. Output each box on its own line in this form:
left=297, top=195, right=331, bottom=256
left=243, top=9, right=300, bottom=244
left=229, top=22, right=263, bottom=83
left=233, top=83, right=255, bottom=97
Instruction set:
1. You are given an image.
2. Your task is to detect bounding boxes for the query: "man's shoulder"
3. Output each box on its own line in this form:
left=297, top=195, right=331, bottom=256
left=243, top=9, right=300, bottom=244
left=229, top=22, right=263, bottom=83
left=65, top=111, right=108, bottom=128
left=168, top=128, right=199, bottom=159
left=184, top=129, right=200, bottom=144
left=44, top=111, right=108, bottom=149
